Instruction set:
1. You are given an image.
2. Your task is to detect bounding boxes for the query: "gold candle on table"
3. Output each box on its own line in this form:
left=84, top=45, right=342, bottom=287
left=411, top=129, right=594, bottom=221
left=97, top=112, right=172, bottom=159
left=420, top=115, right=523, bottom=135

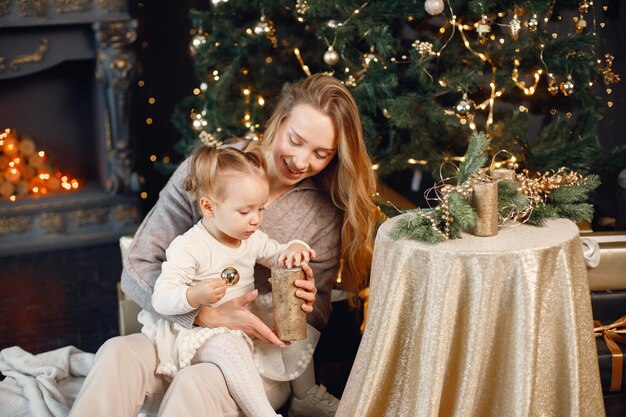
left=491, top=168, right=515, bottom=181
left=471, top=181, right=499, bottom=237
left=271, top=266, right=307, bottom=341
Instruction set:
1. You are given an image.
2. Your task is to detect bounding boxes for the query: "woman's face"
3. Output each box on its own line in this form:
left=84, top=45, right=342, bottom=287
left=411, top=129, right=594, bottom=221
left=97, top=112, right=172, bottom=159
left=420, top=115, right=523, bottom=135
left=269, top=103, right=337, bottom=187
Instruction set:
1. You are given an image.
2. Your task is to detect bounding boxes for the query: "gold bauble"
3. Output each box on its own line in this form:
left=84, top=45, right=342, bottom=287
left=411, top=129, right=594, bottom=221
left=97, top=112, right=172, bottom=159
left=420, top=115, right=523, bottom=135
left=323, top=46, right=339, bottom=66
left=578, top=1, right=591, bottom=14
left=254, top=19, right=269, bottom=35
left=221, top=267, right=240, bottom=286
left=560, top=78, right=575, bottom=96
left=189, top=34, right=206, bottom=56
left=455, top=97, right=473, bottom=118
left=527, top=14, right=539, bottom=32
left=424, top=0, right=444, bottom=16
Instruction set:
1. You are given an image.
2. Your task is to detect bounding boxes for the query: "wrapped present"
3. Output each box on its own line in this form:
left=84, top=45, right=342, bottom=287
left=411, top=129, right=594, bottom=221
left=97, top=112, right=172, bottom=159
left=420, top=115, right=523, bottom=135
left=580, top=231, right=626, bottom=291
left=591, top=290, right=626, bottom=323
left=594, top=316, right=626, bottom=393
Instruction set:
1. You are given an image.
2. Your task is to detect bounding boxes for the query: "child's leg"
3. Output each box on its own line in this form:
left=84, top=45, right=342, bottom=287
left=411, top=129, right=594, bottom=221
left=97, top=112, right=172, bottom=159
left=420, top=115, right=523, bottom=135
left=289, top=360, right=339, bottom=417
left=192, top=333, right=279, bottom=417
left=290, top=359, right=316, bottom=398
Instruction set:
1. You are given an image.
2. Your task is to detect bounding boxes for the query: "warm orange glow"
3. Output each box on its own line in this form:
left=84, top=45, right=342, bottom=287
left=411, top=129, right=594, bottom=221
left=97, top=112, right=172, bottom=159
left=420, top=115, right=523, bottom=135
left=2, top=129, right=81, bottom=200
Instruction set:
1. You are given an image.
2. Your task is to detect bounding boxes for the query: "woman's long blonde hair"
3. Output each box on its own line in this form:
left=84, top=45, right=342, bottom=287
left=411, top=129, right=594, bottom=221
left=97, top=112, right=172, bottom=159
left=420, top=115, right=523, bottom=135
left=261, top=73, right=378, bottom=294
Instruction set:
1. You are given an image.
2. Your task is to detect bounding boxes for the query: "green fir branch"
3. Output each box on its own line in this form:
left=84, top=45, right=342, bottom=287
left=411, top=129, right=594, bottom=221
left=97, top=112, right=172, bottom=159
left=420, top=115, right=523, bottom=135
left=457, top=131, right=489, bottom=185
left=390, top=209, right=446, bottom=243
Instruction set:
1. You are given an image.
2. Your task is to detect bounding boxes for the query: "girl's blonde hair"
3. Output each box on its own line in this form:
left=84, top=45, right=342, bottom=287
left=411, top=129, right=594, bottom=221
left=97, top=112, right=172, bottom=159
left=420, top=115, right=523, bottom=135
left=262, top=73, right=378, bottom=294
left=184, top=145, right=268, bottom=208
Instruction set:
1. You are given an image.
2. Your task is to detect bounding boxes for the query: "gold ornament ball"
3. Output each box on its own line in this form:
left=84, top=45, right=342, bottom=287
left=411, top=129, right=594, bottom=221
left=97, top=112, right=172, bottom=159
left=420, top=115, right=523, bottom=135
left=254, top=20, right=269, bottom=35
left=578, top=1, right=591, bottom=14
left=455, top=98, right=473, bottom=117
left=527, top=15, right=539, bottom=32
left=560, top=79, right=575, bottom=96
left=323, top=46, right=339, bottom=66
left=221, top=267, right=240, bottom=286
left=424, top=0, right=444, bottom=16
left=189, top=34, right=206, bottom=55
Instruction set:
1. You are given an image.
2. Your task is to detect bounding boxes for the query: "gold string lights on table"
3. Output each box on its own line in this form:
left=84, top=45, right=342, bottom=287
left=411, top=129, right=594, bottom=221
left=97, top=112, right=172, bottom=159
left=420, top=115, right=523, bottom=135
left=0, top=129, right=79, bottom=202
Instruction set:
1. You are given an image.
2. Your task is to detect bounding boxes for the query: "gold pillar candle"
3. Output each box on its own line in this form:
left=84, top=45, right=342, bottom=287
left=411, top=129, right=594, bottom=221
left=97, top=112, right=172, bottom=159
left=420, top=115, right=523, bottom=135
left=271, top=266, right=307, bottom=341
left=491, top=168, right=516, bottom=180
left=471, top=181, right=499, bottom=237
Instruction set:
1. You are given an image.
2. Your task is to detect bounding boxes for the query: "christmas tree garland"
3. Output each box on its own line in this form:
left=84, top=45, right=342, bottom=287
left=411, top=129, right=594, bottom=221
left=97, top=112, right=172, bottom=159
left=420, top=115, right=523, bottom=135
left=390, top=131, right=600, bottom=243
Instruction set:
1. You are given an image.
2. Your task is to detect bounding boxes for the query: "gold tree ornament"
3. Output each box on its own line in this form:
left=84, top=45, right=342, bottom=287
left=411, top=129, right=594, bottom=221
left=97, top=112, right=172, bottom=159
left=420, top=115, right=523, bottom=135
left=547, top=77, right=560, bottom=96
left=602, top=54, right=621, bottom=85
left=476, top=15, right=491, bottom=44
left=295, top=0, right=308, bottom=22
left=362, top=51, right=378, bottom=68
left=189, top=34, right=207, bottom=56
left=560, top=76, right=575, bottom=96
left=455, top=94, right=474, bottom=120
left=412, top=40, right=434, bottom=56
left=578, top=0, right=591, bottom=14
left=424, top=0, right=445, bottom=16
left=575, top=15, right=587, bottom=33
left=527, top=14, right=539, bottom=32
left=323, top=45, right=340, bottom=65
left=509, top=14, right=522, bottom=41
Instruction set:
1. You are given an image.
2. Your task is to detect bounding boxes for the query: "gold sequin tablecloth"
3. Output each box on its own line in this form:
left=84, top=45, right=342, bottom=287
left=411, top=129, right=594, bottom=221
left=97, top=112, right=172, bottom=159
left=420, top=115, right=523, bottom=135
left=337, top=217, right=604, bottom=417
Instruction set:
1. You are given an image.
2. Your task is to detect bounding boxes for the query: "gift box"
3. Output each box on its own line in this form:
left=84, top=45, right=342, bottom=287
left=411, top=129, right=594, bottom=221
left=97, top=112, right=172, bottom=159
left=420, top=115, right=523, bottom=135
left=591, top=290, right=626, bottom=323
left=594, top=316, right=626, bottom=394
left=580, top=231, right=626, bottom=291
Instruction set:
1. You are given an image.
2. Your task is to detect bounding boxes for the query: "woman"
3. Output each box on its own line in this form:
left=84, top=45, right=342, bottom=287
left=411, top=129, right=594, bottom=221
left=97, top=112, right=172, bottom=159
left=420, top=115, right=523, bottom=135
left=69, top=73, right=378, bottom=417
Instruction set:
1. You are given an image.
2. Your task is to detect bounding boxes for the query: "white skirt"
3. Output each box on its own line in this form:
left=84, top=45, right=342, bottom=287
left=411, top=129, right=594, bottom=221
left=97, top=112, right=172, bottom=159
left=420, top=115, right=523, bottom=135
left=138, top=292, right=320, bottom=382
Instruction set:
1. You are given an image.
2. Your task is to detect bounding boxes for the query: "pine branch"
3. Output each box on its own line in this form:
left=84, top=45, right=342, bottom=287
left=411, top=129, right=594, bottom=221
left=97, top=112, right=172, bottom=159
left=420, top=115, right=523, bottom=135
left=390, top=209, right=445, bottom=243
left=457, top=131, right=489, bottom=185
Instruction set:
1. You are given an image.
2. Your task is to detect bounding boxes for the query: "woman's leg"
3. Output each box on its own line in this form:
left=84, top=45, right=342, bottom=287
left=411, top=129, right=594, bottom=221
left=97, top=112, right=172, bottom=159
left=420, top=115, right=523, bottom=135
left=159, top=362, right=244, bottom=417
left=191, top=333, right=279, bottom=417
left=69, top=333, right=165, bottom=417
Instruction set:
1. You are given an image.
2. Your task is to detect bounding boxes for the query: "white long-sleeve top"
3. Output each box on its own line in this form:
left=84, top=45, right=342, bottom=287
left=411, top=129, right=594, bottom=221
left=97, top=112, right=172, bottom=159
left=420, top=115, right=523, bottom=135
left=152, top=221, right=308, bottom=315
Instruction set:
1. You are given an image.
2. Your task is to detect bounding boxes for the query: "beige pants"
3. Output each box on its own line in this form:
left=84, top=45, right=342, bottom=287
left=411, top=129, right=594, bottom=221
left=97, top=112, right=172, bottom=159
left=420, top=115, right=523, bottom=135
left=69, top=333, right=290, bottom=417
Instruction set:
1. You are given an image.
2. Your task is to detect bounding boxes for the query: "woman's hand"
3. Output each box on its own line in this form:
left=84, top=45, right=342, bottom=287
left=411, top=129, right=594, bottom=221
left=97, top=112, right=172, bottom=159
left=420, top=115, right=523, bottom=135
left=194, top=290, right=286, bottom=346
left=294, top=262, right=317, bottom=313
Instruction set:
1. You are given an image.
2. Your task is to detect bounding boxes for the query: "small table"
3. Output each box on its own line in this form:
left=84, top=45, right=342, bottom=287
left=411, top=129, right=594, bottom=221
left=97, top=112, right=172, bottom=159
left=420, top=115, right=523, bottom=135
left=337, top=216, right=604, bottom=417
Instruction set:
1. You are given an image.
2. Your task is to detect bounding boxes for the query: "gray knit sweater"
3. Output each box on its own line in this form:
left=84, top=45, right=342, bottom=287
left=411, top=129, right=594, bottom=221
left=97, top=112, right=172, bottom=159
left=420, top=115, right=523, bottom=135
left=121, top=156, right=342, bottom=332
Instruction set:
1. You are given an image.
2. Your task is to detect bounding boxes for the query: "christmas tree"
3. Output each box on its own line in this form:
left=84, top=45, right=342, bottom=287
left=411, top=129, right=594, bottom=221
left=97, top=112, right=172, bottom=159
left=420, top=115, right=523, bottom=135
left=170, top=0, right=622, bottom=188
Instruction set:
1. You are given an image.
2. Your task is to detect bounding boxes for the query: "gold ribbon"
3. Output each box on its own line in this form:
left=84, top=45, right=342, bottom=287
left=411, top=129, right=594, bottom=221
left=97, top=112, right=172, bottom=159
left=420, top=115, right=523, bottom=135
left=594, top=315, right=626, bottom=392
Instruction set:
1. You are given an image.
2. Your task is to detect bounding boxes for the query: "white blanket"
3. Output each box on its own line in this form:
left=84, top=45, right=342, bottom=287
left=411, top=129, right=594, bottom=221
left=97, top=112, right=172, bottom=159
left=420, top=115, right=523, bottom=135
left=0, top=346, right=94, bottom=417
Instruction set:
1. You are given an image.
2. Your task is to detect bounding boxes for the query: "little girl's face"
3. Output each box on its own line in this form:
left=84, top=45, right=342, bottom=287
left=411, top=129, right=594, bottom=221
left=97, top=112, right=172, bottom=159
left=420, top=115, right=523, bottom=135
left=203, top=175, right=269, bottom=246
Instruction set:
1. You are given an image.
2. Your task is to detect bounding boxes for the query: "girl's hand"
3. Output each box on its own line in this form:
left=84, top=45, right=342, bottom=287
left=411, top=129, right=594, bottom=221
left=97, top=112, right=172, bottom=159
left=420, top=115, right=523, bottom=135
left=194, top=290, right=286, bottom=347
left=278, top=243, right=316, bottom=269
left=294, top=262, right=317, bottom=313
left=186, top=278, right=227, bottom=308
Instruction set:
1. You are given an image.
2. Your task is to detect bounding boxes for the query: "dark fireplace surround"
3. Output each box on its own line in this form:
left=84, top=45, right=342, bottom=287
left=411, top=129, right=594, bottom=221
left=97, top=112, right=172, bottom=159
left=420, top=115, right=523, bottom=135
left=0, top=1, right=140, bottom=255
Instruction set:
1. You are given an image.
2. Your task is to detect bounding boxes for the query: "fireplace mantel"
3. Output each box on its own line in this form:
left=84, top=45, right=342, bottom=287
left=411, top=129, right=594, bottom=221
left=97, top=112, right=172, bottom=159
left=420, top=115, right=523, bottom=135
left=0, top=0, right=140, bottom=255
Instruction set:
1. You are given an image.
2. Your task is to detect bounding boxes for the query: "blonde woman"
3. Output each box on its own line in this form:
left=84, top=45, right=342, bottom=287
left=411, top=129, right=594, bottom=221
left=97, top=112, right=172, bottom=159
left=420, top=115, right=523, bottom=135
left=70, top=73, right=378, bottom=417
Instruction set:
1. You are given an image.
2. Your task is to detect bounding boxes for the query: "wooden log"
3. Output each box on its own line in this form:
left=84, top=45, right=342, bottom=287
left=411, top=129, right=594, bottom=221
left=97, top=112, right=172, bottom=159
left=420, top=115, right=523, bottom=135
left=271, top=266, right=307, bottom=341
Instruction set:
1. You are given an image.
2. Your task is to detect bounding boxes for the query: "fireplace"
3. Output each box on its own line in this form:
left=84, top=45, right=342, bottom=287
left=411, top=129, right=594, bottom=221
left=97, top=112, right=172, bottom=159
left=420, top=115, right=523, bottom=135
left=0, top=1, right=140, bottom=255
